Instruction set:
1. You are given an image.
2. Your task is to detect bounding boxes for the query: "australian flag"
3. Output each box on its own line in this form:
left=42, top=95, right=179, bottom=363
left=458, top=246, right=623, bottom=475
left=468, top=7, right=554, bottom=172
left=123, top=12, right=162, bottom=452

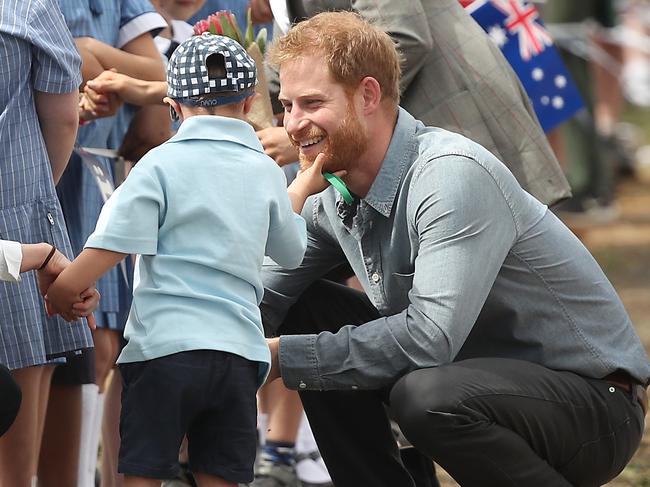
left=464, top=0, right=584, bottom=132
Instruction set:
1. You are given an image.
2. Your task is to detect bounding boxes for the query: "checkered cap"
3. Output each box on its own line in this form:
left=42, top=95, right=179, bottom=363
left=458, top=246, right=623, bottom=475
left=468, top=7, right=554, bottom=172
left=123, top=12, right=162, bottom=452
left=167, top=33, right=256, bottom=103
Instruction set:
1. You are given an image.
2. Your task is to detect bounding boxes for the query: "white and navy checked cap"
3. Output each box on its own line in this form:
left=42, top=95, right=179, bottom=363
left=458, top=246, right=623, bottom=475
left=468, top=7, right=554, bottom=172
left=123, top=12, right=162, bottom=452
left=167, top=33, right=256, bottom=104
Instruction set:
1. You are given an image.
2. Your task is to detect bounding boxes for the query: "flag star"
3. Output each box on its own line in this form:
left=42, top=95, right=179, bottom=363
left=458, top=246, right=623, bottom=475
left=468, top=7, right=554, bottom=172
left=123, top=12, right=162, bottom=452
left=541, top=96, right=550, bottom=105
left=532, top=68, right=544, bottom=81
left=554, top=75, right=567, bottom=89
left=552, top=96, right=564, bottom=109
left=488, top=25, right=508, bottom=48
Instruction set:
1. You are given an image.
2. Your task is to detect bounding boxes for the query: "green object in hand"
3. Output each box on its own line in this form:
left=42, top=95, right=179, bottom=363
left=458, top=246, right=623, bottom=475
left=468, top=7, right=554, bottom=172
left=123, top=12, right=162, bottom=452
left=323, top=172, right=354, bottom=205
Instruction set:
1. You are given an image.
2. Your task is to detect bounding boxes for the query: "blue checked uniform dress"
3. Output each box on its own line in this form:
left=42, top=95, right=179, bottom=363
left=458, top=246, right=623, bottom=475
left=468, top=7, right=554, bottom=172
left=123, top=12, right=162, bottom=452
left=0, top=0, right=93, bottom=369
left=56, top=0, right=165, bottom=330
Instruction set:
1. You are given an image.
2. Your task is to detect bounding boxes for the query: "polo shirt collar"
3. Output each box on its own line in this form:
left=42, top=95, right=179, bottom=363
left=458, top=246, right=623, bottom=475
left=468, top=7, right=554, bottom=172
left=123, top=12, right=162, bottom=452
left=363, top=108, right=418, bottom=217
left=169, top=115, right=265, bottom=154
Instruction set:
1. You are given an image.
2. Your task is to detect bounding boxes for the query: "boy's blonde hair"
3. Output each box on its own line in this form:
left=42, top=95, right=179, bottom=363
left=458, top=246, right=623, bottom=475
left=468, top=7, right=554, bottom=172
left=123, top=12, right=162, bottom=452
left=267, top=11, right=402, bottom=105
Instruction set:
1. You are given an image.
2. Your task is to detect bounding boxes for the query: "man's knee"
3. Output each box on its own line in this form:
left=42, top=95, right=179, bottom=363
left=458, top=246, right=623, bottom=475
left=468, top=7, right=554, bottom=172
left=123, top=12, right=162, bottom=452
left=389, top=368, right=459, bottom=446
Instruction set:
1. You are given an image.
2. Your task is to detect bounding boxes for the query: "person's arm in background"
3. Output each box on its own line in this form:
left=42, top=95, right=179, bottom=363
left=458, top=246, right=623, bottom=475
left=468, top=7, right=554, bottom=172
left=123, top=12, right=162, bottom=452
left=34, top=91, right=79, bottom=184
left=85, top=71, right=167, bottom=106
left=75, top=34, right=165, bottom=82
left=28, top=2, right=83, bottom=184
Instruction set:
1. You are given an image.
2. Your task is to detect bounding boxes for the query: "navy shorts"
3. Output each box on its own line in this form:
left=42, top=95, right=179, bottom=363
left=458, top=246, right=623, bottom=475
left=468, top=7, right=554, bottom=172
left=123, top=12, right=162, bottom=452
left=118, top=350, right=259, bottom=483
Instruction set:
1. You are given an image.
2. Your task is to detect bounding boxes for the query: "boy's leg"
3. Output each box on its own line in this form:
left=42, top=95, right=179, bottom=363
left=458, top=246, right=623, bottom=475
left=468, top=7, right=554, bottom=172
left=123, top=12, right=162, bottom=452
left=193, top=472, right=237, bottom=487
left=187, top=352, right=258, bottom=486
left=118, top=356, right=199, bottom=482
left=124, top=476, right=160, bottom=487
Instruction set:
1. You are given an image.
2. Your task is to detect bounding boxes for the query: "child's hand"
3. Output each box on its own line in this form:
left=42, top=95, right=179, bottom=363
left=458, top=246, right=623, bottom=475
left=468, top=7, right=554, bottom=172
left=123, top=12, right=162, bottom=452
left=289, top=153, right=346, bottom=198
left=44, top=274, right=84, bottom=323
left=87, top=70, right=147, bottom=106
left=72, top=287, right=100, bottom=330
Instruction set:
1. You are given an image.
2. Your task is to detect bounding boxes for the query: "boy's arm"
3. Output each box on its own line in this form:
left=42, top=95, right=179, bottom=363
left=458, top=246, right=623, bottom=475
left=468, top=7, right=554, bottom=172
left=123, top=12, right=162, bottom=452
left=287, top=153, right=344, bottom=213
left=46, top=248, right=126, bottom=318
left=33, top=91, right=79, bottom=184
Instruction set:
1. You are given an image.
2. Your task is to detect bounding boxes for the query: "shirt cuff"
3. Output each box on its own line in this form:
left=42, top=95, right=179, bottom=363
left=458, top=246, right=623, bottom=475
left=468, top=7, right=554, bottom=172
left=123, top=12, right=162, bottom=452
left=0, top=240, right=22, bottom=283
left=279, top=334, right=322, bottom=390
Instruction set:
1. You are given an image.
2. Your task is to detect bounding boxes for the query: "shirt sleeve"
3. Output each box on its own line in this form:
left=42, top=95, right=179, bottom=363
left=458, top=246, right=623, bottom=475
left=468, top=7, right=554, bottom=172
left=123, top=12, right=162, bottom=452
left=85, top=162, right=165, bottom=255
left=352, top=0, right=433, bottom=93
left=0, top=240, right=22, bottom=283
left=261, top=195, right=349, bottom=336
left=117, top=0, right=167, bottom=48
left=279, top=156, right=517, bottom=391
left=28, top=0, right=82, bottom=93
left=264, top=166, right=307, bottom=269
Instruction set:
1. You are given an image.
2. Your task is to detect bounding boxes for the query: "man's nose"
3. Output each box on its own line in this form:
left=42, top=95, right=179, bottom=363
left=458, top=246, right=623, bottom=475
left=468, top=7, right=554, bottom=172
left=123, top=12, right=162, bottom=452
left=285, top=109, right=310, bottom=137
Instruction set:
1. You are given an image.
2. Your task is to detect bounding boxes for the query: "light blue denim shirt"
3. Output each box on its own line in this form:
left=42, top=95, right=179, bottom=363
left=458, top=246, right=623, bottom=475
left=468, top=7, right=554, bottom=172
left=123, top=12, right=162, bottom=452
left=261, top=108, right=650, bottom=391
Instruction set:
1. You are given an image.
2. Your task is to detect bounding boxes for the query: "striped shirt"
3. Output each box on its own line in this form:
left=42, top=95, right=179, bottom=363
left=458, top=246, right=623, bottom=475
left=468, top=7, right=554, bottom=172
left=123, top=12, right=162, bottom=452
left=0, top=0, right=93, bottom=369
left=56, top=0, right=165, bottom=330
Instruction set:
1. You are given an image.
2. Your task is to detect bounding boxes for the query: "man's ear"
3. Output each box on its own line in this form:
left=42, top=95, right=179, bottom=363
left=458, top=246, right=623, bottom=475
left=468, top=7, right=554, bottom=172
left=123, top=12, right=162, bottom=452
left=358, top=76, right=382, bottom=115
left=163, top=96, right=183, bottom=122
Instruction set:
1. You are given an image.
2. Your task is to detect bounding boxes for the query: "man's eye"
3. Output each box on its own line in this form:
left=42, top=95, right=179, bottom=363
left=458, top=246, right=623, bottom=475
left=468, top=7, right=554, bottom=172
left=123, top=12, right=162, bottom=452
left=306, top=99, right=321, bottom=106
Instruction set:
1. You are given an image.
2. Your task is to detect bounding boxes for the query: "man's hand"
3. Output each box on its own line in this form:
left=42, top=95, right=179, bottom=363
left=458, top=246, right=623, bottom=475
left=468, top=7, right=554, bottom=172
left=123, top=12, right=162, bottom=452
left=265, top=337, right=281, bottom=384
left=256, top=126, right=299, bottom=166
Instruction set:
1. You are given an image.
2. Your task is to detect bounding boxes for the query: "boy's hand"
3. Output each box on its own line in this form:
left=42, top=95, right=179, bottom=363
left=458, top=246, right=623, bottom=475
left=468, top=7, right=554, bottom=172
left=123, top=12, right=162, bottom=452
left=72, top=288, right=100, bottom=330
left=265, top=337, right=281, bottom=384
left=289, top=152, right=346, bottom=198
left=36, top=248, right=70, bottom=299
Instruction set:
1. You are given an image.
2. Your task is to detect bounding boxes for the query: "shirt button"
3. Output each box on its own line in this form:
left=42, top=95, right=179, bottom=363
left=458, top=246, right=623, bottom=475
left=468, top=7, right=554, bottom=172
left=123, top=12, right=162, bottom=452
left=299, top=381, right=307, bottom=389
left=371, top=273, right=380, bottom=283
left=351, top=385, right=358, bottom=390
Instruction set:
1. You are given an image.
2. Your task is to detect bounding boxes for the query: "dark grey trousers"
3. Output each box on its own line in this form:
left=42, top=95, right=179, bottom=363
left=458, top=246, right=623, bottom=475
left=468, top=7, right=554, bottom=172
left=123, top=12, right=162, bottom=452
left=273, top=279, right=644, bottom=487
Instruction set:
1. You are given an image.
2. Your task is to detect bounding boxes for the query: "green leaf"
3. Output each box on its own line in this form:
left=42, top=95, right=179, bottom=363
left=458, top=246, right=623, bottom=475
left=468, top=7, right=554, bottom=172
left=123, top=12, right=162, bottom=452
left=245, top=7, right=254, bottom=48
left=255, top=28, right=267, bottom=55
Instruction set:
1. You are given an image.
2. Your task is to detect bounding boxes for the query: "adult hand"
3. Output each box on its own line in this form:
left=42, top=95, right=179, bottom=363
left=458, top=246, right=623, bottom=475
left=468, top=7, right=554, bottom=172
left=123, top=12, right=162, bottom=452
left=265, top=337, right=281, bottom=383
left=256, top=126, right=299, bottom=166
left=250, top=0, right=274, bottom=24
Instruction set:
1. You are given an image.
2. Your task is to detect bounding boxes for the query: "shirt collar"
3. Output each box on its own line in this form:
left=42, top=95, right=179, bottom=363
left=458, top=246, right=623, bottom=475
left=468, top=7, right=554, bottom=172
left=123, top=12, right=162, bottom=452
left=169, top=115, right=265, bottom=154
left=363, top=108, right=418, bottom=217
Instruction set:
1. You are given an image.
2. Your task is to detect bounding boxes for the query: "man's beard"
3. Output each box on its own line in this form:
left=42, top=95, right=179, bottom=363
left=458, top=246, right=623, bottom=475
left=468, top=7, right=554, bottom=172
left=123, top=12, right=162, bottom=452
left=293, top=104, right=369, bottom=173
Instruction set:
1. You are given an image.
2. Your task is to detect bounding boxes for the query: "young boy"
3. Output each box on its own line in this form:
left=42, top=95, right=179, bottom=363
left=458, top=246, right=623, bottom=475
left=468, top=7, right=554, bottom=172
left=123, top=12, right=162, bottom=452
left=46, top=33, right=333, bottom=487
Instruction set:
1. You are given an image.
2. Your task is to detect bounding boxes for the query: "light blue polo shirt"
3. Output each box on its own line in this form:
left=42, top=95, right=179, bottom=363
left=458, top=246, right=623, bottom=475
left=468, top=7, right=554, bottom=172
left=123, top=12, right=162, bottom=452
left=86, top=115, right=307, bottom=385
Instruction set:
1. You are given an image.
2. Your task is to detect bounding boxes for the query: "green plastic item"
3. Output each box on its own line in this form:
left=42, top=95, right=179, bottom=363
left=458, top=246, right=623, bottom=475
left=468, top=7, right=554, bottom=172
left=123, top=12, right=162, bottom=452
left=323, top=172, right=354, bottom=204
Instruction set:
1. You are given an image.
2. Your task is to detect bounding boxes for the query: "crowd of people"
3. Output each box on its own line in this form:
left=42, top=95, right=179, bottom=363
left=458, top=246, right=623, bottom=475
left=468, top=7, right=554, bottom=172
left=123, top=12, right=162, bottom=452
left=0, top=1, right=649, bottom=487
